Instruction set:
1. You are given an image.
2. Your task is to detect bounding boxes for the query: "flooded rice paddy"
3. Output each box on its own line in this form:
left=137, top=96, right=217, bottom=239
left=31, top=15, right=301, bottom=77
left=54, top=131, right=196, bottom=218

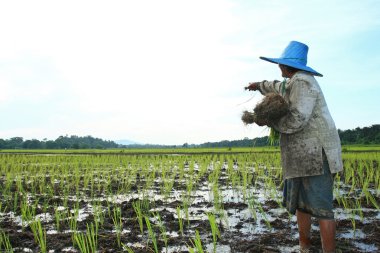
left=0, top=152, right=379, bottom=252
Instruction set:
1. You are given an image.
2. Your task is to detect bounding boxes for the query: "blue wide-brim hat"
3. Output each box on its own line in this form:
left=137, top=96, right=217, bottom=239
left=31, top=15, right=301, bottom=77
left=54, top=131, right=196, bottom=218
left=260, top=41, right=323, bottom=77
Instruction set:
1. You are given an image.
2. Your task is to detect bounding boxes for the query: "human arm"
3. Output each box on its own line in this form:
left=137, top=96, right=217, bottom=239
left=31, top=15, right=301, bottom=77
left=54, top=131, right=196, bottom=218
left=245, top=80, right=282, bottom=95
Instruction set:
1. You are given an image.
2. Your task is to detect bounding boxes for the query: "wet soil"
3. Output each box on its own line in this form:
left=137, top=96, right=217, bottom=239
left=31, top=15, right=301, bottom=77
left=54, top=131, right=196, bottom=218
left=1, top=193, right=379, bottom=253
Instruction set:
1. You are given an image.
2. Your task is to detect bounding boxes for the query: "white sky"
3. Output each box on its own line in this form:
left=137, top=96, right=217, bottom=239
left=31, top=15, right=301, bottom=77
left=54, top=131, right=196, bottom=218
left=0, top=0, right=379, bottom=145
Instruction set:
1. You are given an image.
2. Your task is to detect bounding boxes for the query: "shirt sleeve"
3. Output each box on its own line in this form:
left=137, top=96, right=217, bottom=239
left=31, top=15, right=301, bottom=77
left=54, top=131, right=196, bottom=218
left=272, top=80, right=318, bottom=134
left=258, top=80, right=282, bottom=95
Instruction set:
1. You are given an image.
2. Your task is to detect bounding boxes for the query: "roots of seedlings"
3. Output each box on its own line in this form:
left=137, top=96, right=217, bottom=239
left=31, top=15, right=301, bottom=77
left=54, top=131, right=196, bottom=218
left=241, top=93, right=289, bottom=125
left=241, top=111, right=256, bottom=125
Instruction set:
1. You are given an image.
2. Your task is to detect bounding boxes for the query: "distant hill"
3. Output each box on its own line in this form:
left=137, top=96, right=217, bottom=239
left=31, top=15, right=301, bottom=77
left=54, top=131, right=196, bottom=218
left=115, top=139, right=139, bottom=145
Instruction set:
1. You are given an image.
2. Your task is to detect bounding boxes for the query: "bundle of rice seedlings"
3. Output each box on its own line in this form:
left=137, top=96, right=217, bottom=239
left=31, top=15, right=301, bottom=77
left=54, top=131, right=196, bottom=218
left=241, top=93, right=289, bottom=126
left=242, top=93, right=289, bottom=145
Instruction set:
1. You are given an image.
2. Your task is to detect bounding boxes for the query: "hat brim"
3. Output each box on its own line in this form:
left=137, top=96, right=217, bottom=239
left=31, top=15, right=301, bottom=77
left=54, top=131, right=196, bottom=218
left=260, top=56, right=323, bottom=77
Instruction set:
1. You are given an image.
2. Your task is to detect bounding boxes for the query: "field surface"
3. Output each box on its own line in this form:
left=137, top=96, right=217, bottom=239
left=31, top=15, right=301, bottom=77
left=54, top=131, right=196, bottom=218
left=0, top=148, right=379, bottom=252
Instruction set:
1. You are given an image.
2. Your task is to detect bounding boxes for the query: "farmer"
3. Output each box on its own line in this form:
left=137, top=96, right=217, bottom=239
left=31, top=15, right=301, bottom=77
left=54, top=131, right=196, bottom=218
left=246, top=41, right=343, bottom=253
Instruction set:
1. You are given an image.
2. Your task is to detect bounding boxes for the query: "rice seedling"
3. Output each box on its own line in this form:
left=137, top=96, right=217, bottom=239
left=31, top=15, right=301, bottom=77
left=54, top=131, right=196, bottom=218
left=145, top=216, right=158, bottom=253
left=29, top=219, right=47, bottom=253
left=182, top=197, right=193, bottom=227
left=349, top=205, right=357, bottom=233
left=111, top=206, right=123, bottom=247
left=54, top=205, right=63, bottom=232
left=154, top=212, right=168, bottom=253
left=207, top=212, right=221, bottom=253
left=355, top=198, right=364, bottom=222
left=258, top=200, right=271, bottom=229
left=92, top=201, right=105, bottom=226
left=69, top=207, right=79, bottom=242
left=73, top=223, right=98, bottom=253
left=240, top=168, right=250, bottom=201
left=20, top=197, right=36, bottom=230
left=363, top=187, right=379, bottom=209
left=211, top=182, right=224, bottom=212
left=161, top=171, right=175, bottom=202
left=0, top=231, right=13, bottom=253
left=189, top=230, right=204, bottom=253
left=176, top=206, right=184, bottom=236
left=132, top=200, right=144, bottom=234
left=247, top=193, right=258, bottom=221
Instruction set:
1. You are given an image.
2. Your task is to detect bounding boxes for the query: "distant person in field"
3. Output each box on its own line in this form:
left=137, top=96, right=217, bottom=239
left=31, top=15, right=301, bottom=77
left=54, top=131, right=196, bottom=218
left=246, top=41, right=343, bottom=253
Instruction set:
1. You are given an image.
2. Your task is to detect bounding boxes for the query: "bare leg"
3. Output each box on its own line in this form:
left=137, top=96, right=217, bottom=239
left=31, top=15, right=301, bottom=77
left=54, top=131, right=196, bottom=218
left=319, top=219, right=336, bottom=253
left=296, top=210, right=312, bottom=250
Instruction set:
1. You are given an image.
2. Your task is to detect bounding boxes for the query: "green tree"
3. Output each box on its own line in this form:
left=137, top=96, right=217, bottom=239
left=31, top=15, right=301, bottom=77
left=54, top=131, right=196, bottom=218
left=0, top=139, right=6, bottom=149
left=22, top=139, right=43, bottom=149
left=9, top=137, right=24, bottom=149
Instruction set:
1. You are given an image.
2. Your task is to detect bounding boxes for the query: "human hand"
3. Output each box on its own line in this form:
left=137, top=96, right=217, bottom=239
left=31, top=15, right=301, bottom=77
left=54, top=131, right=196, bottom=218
left=245, top=82, right=261, bottom=91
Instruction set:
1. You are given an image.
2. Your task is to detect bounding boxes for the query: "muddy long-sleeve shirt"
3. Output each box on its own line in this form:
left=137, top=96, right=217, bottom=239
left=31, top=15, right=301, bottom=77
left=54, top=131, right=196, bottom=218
left=258, top=71, right=343, bottom=179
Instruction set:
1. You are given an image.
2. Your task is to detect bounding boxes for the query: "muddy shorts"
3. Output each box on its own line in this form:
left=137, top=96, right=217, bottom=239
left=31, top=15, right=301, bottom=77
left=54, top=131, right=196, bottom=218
left=282, top=156, right=334, bottom=219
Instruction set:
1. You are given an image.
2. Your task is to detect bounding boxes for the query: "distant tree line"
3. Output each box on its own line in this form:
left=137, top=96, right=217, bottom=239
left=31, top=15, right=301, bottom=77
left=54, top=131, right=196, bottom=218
left=338, top=124, right=380, bottom=145
left=183, top=136, right=271, bottom=148
left=192, top=124, right=380, bottom=148
left=0, top=125, right=379, bottom=149
left=0, top=135, right=120, bottom=149
left=184, top=124, right=380, bottom=148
